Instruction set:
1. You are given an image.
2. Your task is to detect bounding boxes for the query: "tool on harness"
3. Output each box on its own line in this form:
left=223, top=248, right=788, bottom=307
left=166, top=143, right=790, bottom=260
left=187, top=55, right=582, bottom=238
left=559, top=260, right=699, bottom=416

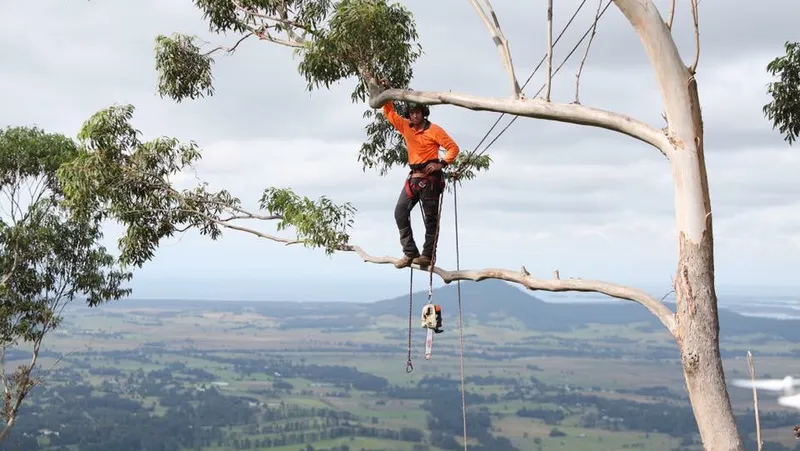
left=421, top=303, right=443, bottom=332
left=422, top=301, right=443, bottom=361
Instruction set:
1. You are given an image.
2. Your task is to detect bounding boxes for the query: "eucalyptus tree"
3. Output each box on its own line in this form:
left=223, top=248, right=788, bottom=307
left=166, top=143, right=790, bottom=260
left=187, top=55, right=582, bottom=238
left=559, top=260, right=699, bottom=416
left=0, top=126, right=131, bottom=442
left=59, top=0, right=747, bottom=449
left=763, top=41, right=800, bottom=145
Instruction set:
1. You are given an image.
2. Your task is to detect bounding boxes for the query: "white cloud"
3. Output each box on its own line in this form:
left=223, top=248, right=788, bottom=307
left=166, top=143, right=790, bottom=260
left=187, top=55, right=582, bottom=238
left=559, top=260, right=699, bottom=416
left=0, top=0, right=797, bottom=301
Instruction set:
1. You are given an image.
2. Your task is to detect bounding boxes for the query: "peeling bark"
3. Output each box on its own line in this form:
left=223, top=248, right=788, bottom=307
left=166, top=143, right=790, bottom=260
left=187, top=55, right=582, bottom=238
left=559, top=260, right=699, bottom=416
left=614, top=0, right=744, bottom=449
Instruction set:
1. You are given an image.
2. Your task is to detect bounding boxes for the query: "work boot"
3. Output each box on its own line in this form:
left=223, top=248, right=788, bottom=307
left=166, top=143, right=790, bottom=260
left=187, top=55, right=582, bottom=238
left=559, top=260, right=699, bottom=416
left=413, top=255, right=431, bottom=268
left=394, top=254, right=415, bottom=269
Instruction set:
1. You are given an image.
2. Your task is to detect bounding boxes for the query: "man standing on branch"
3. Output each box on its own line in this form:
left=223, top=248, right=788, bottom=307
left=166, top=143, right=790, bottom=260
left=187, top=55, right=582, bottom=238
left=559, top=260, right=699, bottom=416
left=379, top=79, right=460, bottom=269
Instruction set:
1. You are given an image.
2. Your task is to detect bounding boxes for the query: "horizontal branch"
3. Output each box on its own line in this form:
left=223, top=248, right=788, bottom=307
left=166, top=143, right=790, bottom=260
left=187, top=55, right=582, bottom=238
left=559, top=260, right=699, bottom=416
left=344, top=244, right=676, bottom=335
left=201, top=211, right=677, bottom=336
left=369, top=88, right=671, bottom=153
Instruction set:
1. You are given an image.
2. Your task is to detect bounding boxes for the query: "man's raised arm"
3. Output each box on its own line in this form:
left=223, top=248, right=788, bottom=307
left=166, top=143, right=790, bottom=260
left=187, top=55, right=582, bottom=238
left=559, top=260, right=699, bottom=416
left=379, top=79, right=408, bottom=133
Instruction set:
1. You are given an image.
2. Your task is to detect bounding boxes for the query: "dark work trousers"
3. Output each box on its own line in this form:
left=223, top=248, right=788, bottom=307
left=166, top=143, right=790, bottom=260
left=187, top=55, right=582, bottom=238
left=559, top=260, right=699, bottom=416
left=394, top=172, right=445, bottom=259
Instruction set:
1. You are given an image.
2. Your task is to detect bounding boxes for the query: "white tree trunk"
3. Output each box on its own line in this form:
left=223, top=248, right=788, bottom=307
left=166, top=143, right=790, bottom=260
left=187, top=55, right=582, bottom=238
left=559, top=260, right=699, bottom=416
left=614, top=1, right=744, bottom=449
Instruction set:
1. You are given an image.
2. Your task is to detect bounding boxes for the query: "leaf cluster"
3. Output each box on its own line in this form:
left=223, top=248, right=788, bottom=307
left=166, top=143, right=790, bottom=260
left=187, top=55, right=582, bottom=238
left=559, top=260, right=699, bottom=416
left=57, top=104, right=356, bottom=259
left=260, top=187, right=356, bottom=254
left=0, top=126, right=131, bottom=349
left=153, top=0, right=496, bottom=179
left=764, top=41, right=800, bottom=145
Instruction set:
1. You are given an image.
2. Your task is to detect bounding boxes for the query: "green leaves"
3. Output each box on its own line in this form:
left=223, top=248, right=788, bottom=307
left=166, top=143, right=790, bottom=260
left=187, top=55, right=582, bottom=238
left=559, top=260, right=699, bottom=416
left=153, top=0, right=429, bottom=179
left=358, top=107, right=408, bottom=175
left=59, top=104, right=356, bottom=261
left=763, top=41, right=800, bottom=146
left=298, top=0, right=421, bottom=102
left=155, top=33, right=215, bottom=102
left=60, top=104, right=214, bottom=268
left=260, top=188, right=356, bottom=254
left=0, top=126, right=131, bottom=349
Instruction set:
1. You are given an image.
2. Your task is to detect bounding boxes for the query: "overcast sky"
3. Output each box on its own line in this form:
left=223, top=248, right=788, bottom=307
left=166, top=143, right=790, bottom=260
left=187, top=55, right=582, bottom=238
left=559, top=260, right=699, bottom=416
left=1, top=0, right=797, bottom=304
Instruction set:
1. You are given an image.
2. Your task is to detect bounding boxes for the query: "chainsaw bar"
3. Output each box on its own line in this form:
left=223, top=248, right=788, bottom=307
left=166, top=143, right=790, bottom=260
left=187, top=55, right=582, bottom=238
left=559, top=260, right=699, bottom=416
left=424, top=328, right=434, bottom=360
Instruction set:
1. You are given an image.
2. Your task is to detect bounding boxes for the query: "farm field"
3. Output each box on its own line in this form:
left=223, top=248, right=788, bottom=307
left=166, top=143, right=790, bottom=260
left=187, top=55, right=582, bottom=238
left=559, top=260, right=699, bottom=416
left=5, top=282, right=800, bottom=451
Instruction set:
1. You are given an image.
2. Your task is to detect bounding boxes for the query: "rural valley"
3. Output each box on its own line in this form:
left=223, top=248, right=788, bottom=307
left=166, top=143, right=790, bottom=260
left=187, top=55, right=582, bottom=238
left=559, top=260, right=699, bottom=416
left=3, top=280, right=800, bottom=451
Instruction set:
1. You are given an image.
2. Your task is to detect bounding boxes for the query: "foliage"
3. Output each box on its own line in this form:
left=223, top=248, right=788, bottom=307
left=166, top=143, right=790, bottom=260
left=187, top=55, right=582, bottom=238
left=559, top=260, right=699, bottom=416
left=57, top=104, right=355, bottom=258
left=153, top=0, right=491, bottom=181
left=154, top=33, right=215, bottom=102
left=0, top=125, right=131, bottom=439
left=260, top=187, right=356, bottom=254
left=763, top=41, right=800, bottom=145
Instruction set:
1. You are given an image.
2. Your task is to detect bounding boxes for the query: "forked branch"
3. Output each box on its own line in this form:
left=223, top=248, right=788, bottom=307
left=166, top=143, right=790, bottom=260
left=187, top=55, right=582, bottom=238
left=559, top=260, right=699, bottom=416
left=467, top=0, right=522, bottom=98
left=231, top=0, right=310, bottom=48
left=369, top=87, right=671, bottom=153
left=202, top=33, right=254, bottom=56
left=574, top=0, right=604, bottom=104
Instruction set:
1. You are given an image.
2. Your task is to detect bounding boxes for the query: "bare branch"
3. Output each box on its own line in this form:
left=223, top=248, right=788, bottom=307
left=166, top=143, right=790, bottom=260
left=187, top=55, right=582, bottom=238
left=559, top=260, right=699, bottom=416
left=666, top=0, right=676, bottom=29
left=574, top=0, right=603, bottom=104
left=203, top=33, right=254, bottom=56
left=545, top=0, right=553, bottom=101
left=467, top=0, right=522, bottom=98
left=185, top=209, right=676, bottom=334
left=689, top=0, right=700, bottom=73
left=230, top=0, right=310, bottom=49
left=369, top=88, right=671, bottom=153
left=747, top=351, right=763, bottom=451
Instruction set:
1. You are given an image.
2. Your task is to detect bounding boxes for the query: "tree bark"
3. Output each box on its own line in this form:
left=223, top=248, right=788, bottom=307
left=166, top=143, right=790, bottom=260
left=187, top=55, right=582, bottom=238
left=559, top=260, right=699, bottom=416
left=614, top=1, right=744, bottom=449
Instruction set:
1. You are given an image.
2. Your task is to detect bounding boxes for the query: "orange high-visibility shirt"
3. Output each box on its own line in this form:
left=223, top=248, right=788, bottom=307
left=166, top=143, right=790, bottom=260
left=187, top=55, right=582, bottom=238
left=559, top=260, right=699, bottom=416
left=382, top=102, right=460, bottom=166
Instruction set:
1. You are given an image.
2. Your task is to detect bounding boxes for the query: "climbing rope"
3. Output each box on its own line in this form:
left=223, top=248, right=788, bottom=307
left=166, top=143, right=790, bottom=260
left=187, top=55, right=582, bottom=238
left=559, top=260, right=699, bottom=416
left=421, top=173, right=468, bottom=451
left=406, top=267, right=414, bottom=373
left=452, top=181, right=467, bottom=451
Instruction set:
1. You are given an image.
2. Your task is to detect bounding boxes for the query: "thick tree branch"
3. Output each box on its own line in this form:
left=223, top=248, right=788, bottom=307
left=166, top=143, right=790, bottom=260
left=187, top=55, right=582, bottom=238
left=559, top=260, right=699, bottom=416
left=467, top=0, right=522, bottom=98
left=195, top=211, right=676, bottom=334
left=574, top=0, right=603, bottom=104
left=350, top=244, right=677, bottom=335
left=369, top=88, right=671, bottom=153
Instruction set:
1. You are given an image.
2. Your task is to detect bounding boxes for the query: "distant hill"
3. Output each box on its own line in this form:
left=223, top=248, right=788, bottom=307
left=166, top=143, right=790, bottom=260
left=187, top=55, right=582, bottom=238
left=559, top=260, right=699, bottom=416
left=371, top=279, right=664, bottom=331
left=93, top=279, right=800, bottom=342
left=372, top=279, right=800, bottom=342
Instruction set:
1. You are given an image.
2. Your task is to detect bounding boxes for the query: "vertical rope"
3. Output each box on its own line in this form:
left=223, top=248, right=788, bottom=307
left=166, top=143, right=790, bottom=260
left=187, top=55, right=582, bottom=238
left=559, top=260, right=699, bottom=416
left=428, top=187, right=446, bottom=299
left=406, top=268, right=414, bottom=373
left=453, top=181, right=467, bottom=451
